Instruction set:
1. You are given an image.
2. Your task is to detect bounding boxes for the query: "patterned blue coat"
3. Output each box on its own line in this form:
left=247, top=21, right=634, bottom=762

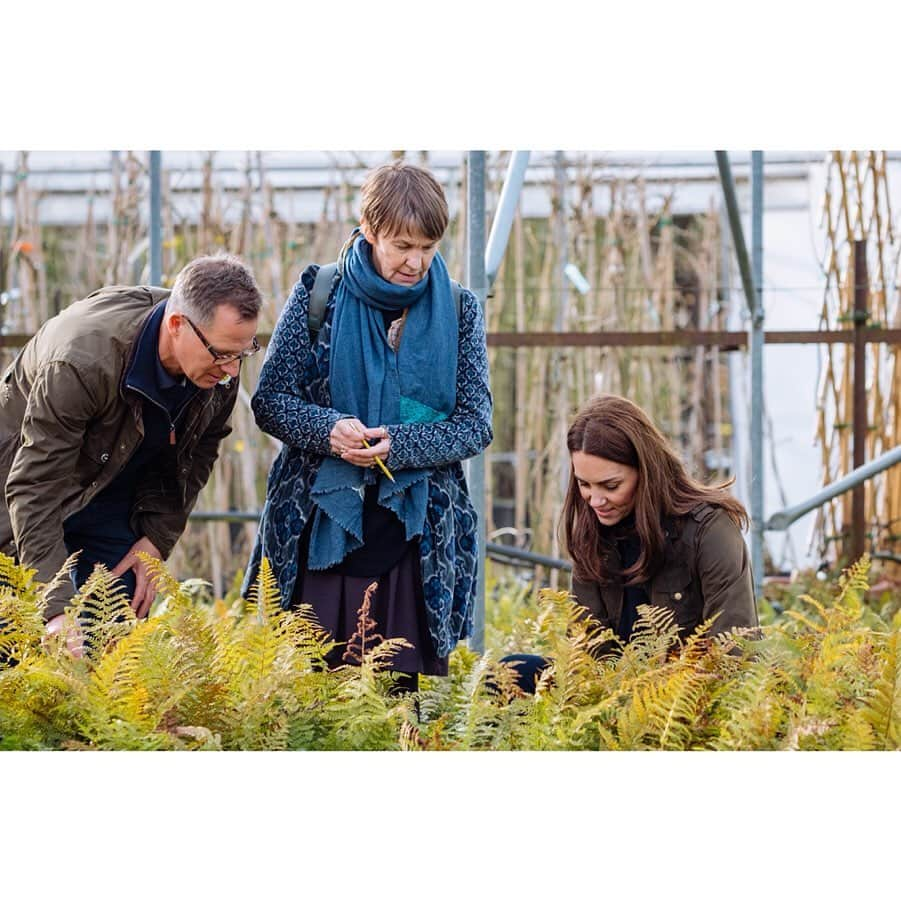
left=243, top=265, right=493, bottom=657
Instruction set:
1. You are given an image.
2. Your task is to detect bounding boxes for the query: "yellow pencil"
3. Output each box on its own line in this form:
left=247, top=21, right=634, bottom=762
left=360, top=436, right=395, bottom=482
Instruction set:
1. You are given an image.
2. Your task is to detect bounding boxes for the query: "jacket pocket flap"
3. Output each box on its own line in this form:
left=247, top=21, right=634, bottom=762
left=653, top=564, right=691, bottom=593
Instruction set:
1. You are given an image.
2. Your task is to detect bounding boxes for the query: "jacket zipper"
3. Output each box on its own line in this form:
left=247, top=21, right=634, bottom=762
left=127, top=385, right=195, bottom=449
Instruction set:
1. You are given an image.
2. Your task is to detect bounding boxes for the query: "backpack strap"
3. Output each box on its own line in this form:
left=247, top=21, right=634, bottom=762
left=309, top=262, right=338, bottom=343
left=309, top=265, right=464, bottom=343
left=450, top=281, right=463, bottom=320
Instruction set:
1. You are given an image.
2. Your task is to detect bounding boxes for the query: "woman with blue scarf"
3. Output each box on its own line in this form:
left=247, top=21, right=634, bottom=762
left=244, top=162, right=493, bottom=691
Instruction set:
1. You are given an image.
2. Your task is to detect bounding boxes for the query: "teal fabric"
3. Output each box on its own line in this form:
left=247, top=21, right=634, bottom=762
left=307, top=234, right=458, bottom=570
left=399, top=395, right=448, bottom=424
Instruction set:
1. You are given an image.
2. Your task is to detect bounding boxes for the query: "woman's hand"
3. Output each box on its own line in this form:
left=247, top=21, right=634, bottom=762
left=329, top=419, right=391, bottom=468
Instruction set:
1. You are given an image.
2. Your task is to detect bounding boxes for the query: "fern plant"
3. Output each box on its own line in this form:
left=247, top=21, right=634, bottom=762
left=1, top=551, right=899, bottom=751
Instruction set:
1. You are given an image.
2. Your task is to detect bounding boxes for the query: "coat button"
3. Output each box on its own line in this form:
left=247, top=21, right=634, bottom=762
left=674, top=592, right=683, bottom=601
left=100, top=453, right=109, bottom=463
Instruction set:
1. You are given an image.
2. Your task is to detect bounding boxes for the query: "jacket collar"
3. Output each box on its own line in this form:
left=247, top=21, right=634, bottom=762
left=123, top=301, right=176, bottom=400
left=121, top=300, right=208, bottom=409
left=598, top=515, right=683, bottom=626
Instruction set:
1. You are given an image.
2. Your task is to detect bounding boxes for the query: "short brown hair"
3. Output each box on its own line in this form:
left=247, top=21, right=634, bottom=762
left=561, top=394, right=749, bottom=585
left=168, top=254, right=262, bottom=325
left=359, top=162, right=449, bottom=241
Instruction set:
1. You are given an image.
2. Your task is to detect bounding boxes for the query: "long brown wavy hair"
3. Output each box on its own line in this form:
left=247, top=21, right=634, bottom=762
left=561, top=394, right=749, bottom=586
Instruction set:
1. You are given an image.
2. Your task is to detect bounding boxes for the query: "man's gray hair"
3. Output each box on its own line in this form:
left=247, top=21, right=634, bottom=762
left=167, top=254, right=262, bottom=325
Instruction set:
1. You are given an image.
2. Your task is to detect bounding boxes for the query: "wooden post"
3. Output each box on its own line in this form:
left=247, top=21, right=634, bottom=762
left=851, top=239, right=868, bottom=561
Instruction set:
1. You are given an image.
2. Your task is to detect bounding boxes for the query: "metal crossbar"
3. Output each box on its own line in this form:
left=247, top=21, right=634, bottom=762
left=187, top=510, right=573, bottom=572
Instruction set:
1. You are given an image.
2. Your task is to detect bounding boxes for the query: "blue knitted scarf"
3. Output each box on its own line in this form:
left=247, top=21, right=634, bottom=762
left=307, top=233, right=458, bottom=570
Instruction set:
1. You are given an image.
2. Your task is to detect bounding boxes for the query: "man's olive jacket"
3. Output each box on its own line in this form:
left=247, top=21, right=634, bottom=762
left=0, top=285, right=239, bottom=619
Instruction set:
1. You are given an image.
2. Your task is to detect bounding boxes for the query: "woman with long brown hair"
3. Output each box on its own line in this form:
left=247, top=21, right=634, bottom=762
left=502, top=393, right=757, bottom=692
left=562, top=393, right=756, bottom=643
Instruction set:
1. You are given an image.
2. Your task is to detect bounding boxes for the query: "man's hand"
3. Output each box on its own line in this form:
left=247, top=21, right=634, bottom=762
left=44, top=613, right=85, bottom=658
left=111, top=537, right=162, bottom=618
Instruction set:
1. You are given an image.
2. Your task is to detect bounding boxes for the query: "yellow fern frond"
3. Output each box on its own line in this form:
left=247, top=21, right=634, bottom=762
left=838, top=554, right=871, bottom=606
left=38, top=552, right=81, bottom=613
left=246, top=557, right=283, bottom=625
left=70, top=565, right=137, bottom=662
left=135, top=551, right=183, bottom=603
left=861, top=629, right=901, bottom=749
left=0, top=552, right=38, bottom=596
left=839, top=710, right=878, bottom=750
left=0, top=555, right=47, bottom=663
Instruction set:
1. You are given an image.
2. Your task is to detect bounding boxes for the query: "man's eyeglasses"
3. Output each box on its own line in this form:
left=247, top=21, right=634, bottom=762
left=184, top=316, right=261, bottom=365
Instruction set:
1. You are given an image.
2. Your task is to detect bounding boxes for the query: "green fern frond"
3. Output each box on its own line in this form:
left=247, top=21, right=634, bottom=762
left=0, top=656, right=83, bottom=748
left=709, top=647, right=795, bottom=750
left=451, top=652, right=516, bottom=750
left=860, top=629, right=901, bottom=749
left=318, top=662, right=410, bottom=751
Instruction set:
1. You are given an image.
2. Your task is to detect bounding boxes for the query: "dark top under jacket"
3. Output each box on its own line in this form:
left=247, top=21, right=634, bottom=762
left=611, top=515, right=650, bottom=643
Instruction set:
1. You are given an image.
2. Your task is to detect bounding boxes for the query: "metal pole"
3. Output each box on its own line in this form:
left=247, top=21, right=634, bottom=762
left=466, top=151, right=488, bottom=654
left=149, top=150, right=162, bottom=285
left=852, top=239, right=869, bottom=561
left=750, top=151, right=765, bottom=597
left=766, top=444, right=901, bottom=531
left=485, top=151, right=530, bottom=289
left=717, top=151, right=764, bottom=595
left=722, top=201, right=748, bottom=509
left=484, top=543, right=572, bottom=572
left=187, top=511, right=574, bottom=571
left=715, top=152, right=758, bottom=317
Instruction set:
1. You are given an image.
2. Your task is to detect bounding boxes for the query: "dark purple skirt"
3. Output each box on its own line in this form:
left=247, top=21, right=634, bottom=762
left=294, top=544, right=448, bottom=677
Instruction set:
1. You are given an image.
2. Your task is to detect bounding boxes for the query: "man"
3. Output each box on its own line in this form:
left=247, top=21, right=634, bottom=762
left=0, top=254, right=262, bottom=650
